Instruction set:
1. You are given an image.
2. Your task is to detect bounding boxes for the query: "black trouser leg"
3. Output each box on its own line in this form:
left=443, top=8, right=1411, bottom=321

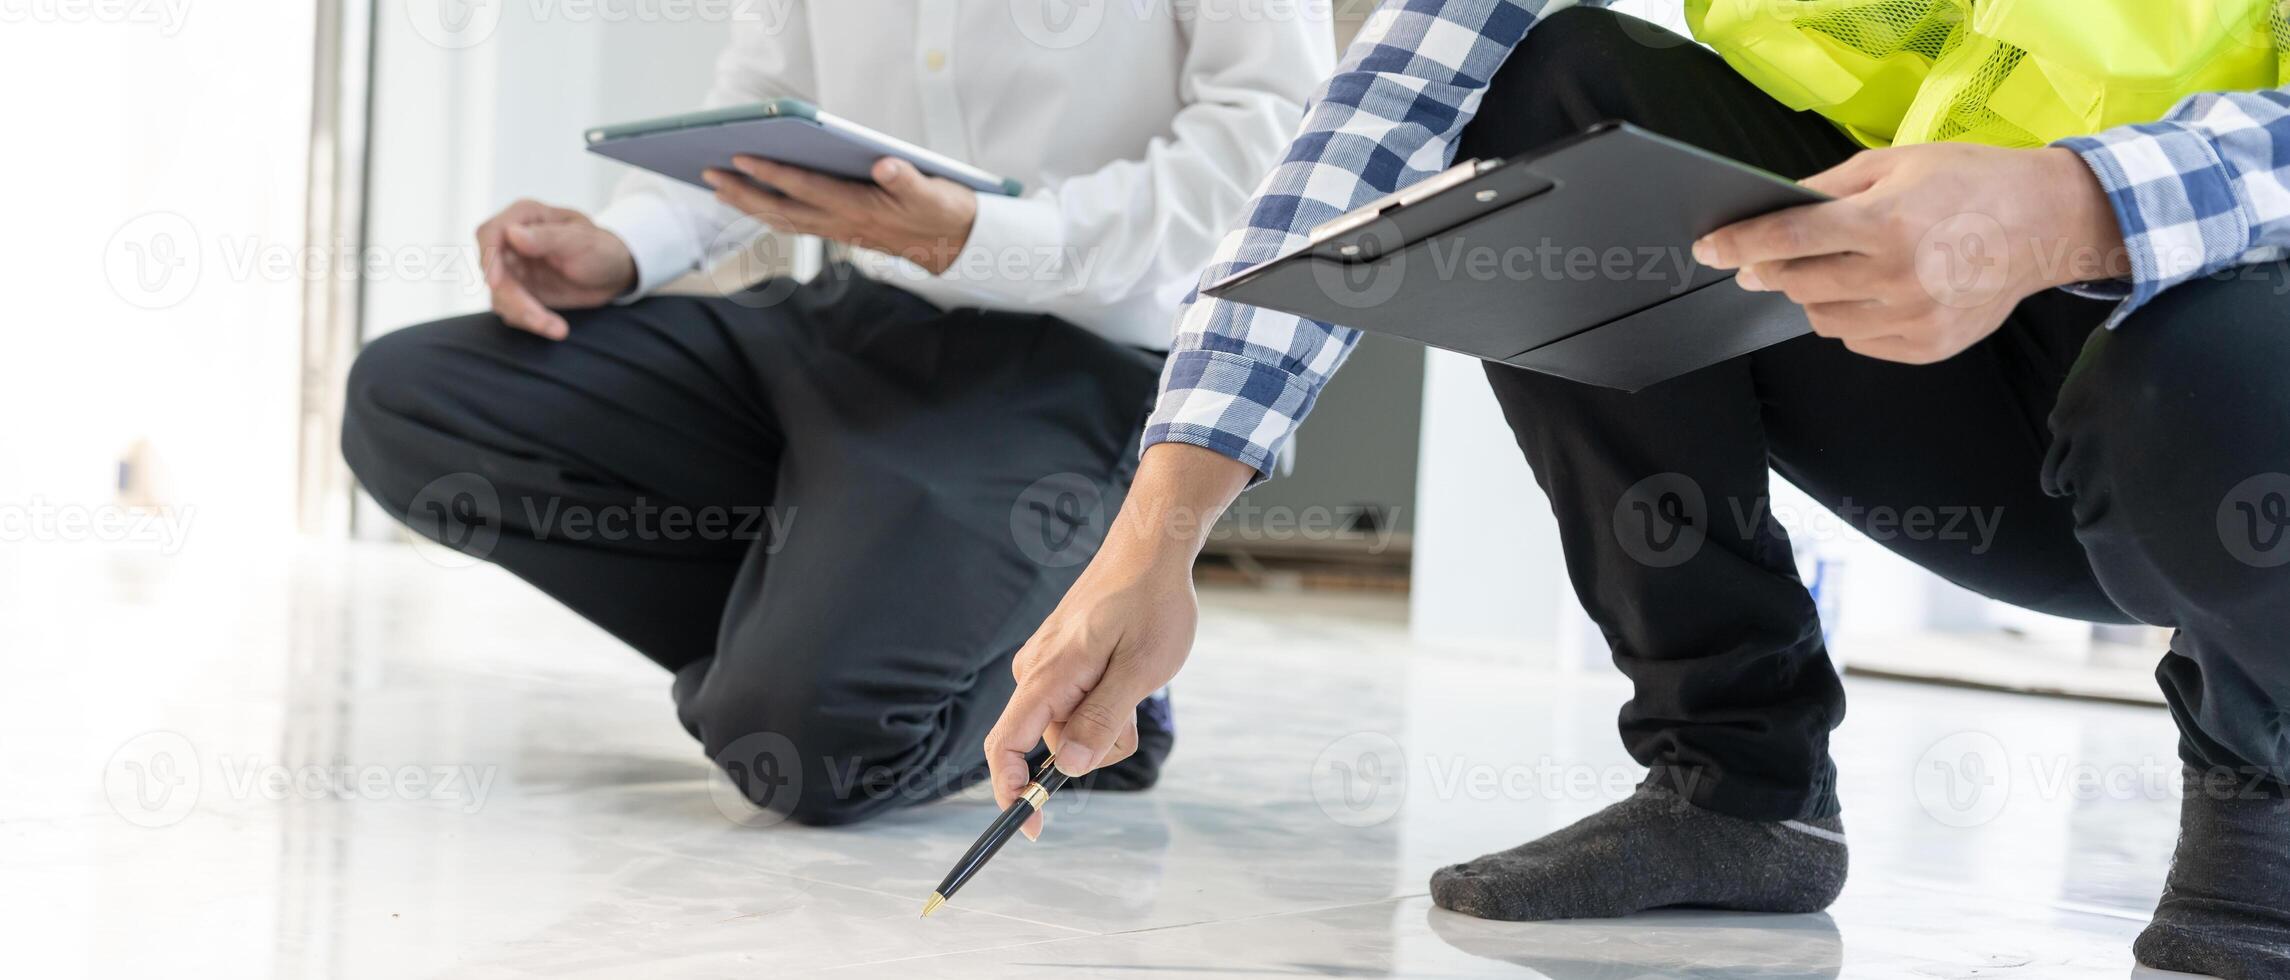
left=343, top=294, right=784, bottom=671
left=343, top=271, right=1162, bottom=825
left=2045, top=265, right=2290, bottom=789
left=1465, top=9, right=2125, bottom=819
left=1472, top=8, right=2290, bottom=817
left=1463, top=8, right=1880, bottom=819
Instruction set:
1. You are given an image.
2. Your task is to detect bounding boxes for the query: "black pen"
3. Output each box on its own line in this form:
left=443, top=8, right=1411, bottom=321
left=921, top=754, right=1070, bottom=917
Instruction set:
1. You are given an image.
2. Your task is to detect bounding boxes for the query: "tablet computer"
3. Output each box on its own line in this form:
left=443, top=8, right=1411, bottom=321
left=585, top=98, right=1024, bottom=197
left=1201, top=122, right=1829, bottom=391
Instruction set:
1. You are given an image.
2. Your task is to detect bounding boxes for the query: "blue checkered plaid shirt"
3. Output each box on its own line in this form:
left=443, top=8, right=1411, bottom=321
left=1142, top=0, right=2290, bottom=481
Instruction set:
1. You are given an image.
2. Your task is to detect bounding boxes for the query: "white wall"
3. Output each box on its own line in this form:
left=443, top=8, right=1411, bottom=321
left=0, top=4, right=314, bottom=553
left=354, top=4, right=740, bottom=534
left=1404, top=0, right=1691, bottom=665
left=362, top=3, right=734, bottom=339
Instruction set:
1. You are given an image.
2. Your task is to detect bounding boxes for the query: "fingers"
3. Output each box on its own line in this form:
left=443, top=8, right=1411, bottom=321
left=1695, top=199, right=1868, bottom=270
left=1017, top=714, right=1135, bottom=842
left=1052, top=675, right=1149, bottom=779
left=477, top=200, right=577, bottom=340
left=983, top=673, right=1059, bottom=812
left=702, top=167, right=833, bottom=231
left=731, top=155, right=870, bottom=209
left=476, top=199, right=578, bottom=283
left=1699, top=151, right=1899, bottom=270
left=490, top=271, right=567, bottom=339
left=1736, top=253, right=1883, bottom=305
left=503, top=222, right=589, bottom=263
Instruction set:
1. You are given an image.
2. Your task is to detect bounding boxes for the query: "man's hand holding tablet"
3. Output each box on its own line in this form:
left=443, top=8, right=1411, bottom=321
left=702, top=155, right=979, bottom=276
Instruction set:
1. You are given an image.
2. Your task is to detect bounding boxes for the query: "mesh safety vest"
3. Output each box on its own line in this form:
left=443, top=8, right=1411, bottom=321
left=1683, top=0, right=2289, bottom=148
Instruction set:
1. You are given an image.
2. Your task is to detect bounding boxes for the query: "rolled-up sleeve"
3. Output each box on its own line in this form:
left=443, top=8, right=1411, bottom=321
left=2057, top=86, right=2290, bottom=324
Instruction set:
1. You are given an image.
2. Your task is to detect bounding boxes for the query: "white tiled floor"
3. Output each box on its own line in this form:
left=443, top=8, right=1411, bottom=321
left=1, top=542, right=2208, bottom=978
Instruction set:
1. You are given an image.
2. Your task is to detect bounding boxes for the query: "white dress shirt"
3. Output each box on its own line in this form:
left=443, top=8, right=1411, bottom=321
left=594, top=1, right=1332, bottom=349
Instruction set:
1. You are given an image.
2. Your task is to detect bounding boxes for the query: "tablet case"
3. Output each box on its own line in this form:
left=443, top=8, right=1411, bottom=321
left=1201, top=123, right=1827, bottom=391
left=585, top=99, right=1024, bottom=197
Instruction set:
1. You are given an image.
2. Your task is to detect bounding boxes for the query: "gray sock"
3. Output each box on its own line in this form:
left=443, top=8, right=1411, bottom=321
left=2134, top=767, right=2290, bottom=980
left=1430, top=783, right=1848, bottom=921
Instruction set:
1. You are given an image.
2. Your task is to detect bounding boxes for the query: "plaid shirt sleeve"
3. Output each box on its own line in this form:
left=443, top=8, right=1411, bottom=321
left=1141, top=0, right=1598, bottom=480
left=2056, top=87, right=2290, bottom=324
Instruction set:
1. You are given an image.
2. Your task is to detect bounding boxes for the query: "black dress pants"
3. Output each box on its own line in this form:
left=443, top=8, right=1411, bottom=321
left=1469, top=8, right=2290, bottom=819
left=341, top=267, right=1162, bottom=825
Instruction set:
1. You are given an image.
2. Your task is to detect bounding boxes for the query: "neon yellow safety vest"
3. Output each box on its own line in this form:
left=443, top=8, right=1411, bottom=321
left=1683, top=0, right=2289, bottom=148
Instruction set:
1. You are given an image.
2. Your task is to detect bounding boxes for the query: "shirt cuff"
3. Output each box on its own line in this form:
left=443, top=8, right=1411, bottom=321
left=938, top=190, right=1064, bottom=292
left=1140, top=348, right=1318, bottom=486
left=592, top=194, right=707, bottom=302
left=2056, top=124, right=2253, bottom=321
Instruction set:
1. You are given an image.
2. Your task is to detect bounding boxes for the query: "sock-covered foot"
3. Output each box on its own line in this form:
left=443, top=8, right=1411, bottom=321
left=2134, top=768, right=2290, bottom=980
left=1430, top=783, right=1848, bottom=921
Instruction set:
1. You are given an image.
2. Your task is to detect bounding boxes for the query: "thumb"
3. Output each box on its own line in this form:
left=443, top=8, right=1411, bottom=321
left=1052, top=680, right=1145, bottom=778
left=872, top=157, right=922, bottom=194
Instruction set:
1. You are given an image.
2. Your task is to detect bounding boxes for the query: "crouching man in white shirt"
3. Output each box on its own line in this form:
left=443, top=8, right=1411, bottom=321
left=341, top=6, right=1327, bottom=825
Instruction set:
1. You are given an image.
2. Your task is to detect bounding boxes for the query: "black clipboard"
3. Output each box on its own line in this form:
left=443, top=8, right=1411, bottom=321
left=1201, top=122, right=1829, bottom=391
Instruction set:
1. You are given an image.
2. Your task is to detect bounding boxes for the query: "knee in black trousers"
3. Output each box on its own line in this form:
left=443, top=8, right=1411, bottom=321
left=340, top=279, right=1160, bottom=827
left=674, top=649, right=998, bottom=827
left=2045, top=265, right=2290, bottom=782
left=341, top=324, right=446, bottom=519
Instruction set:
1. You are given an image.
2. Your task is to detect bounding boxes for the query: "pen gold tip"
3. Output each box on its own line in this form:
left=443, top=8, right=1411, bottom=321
left=920, top=893, right=946, bottom=918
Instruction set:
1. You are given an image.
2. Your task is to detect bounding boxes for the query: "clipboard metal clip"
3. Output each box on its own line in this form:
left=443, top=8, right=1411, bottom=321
left=1306, top=157, right=1503, bottom=249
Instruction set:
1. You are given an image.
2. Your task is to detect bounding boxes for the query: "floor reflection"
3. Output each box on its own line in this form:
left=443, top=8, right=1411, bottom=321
left=2, top=542, right=2191, bottom=977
